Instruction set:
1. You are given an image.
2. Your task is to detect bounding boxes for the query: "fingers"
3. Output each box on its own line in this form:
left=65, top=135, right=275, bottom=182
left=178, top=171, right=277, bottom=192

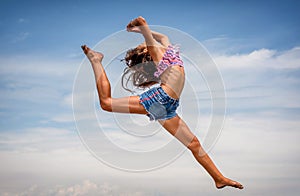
left=137, top=16, right=145, bottom=21
left=126, top=28, right=133, bottom=32
left=127, top=21, right=134, bottom=28
left=127, top=16, right=146, bottom=27
left=126, top=25, right=134, bottom=32
left=81, top=45, right=89, bottom=54
left=126, top=16, right=147, bottom=33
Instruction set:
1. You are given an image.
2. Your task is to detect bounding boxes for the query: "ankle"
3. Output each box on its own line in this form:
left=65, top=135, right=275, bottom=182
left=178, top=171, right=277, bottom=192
left=214, top=176, right=226, bottom=184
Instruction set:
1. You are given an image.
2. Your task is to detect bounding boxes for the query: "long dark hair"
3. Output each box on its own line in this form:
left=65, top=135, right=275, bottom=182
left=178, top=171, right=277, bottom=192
left=121, top=47, right=159, bottom=93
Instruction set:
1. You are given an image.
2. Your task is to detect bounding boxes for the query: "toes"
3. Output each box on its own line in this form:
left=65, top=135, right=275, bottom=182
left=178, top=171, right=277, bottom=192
left=233, top=182, right=244, bottom=189
left=216, top=180, right=244, bottom=190
left=237, top=184, right=244, bottom=189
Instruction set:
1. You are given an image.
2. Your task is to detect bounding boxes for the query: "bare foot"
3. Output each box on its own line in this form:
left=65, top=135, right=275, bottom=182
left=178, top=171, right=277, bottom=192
left=81, top=45, right=104, bottom=63
left=215, top=177, right=244, bottom=189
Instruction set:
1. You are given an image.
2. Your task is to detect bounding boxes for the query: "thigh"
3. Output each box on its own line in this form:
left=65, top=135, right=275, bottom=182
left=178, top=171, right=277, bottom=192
left=158, top=115, right=195, bottom=147
left=111, top=96, right=148, bottom=114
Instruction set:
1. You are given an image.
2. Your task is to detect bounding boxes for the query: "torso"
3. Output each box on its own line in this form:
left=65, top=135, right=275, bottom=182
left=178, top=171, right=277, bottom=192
left=161, top=65, right=185, bottom=99
left=154, top=45, right=185, bottom=99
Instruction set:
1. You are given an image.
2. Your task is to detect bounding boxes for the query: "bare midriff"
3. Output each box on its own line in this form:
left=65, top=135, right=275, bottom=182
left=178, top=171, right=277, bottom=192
left=160, top=65, right=185, bottom=100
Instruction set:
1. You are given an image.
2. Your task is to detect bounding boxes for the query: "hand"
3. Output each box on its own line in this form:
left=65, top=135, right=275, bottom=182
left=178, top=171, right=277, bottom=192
left=126, top=16, right=147, bottom=33
left=127, top=25, right=142, bottom=33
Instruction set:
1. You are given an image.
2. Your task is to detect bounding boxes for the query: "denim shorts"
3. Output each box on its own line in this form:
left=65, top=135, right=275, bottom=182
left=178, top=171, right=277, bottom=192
left=139, top=86, right=179, bottom=121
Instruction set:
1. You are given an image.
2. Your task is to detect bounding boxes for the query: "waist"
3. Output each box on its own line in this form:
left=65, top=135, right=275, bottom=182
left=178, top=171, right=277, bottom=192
left=160, top=84, right=178, bottom=100
left=160, top=66, right=185, bottom=99
left=156, top=86, right=179, bottom=102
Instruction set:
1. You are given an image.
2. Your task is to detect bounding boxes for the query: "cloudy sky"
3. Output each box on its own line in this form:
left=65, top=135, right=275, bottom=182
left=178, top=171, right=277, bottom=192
left=1, top=0, right=300, bottom=195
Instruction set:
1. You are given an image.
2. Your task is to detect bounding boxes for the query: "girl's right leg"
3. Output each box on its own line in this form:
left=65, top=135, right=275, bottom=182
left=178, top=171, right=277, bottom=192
left=81, top=45, right=148, bottom=114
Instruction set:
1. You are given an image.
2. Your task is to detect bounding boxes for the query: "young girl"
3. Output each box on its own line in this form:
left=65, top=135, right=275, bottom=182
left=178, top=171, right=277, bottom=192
left=81, top=16, right=243, bottom=190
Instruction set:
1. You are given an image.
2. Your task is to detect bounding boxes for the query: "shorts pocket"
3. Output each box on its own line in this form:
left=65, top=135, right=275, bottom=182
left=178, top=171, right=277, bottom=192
left=149, top=102, right=167, bottom=120
left=155, top=93, right=169, bottom=104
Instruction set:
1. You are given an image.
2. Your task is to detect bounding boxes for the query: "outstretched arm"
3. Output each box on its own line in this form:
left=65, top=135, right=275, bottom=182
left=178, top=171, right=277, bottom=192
left=150, top=30, right=170, bottom=47
left=127, top=16, right=168, bottom=63
left=127, top=19, right=170, bottom=47
left=126, top=17, right=156, bottom=46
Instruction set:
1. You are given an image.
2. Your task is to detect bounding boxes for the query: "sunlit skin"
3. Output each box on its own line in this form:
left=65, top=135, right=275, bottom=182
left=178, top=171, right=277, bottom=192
left=81, top=16, right=243, bottom=190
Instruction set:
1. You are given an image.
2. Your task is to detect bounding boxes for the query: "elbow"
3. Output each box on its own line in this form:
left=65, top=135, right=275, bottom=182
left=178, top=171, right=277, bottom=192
left=100, top=99, right=112, bottom=112
left=161, top=36, right=169, bottom=42
left=160, top=36, right=170, bottom=46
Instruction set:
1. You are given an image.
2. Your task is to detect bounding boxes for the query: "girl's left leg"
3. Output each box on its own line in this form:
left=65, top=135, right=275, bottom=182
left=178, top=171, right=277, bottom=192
left=159, top=115, right=244, bottom=189
left=82, top=45, right=148, bottom=114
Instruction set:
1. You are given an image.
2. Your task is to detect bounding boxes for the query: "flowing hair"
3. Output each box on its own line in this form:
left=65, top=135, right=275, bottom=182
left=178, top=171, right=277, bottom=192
left=121, top=47, right=159, bottom=93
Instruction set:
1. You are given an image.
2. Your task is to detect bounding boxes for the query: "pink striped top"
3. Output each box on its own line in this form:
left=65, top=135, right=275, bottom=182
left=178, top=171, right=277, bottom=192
left=154, top=45, right=184, bottom=78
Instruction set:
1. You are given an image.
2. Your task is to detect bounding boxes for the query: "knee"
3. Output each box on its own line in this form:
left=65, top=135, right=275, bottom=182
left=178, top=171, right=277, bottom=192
left=188, top=137, right=202, bottom=154
left=100, top=98, right=112, bottom=112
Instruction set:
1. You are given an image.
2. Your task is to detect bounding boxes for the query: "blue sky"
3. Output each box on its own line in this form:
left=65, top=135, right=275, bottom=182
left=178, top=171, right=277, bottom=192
left=1, top=0, right=300, bottom=195
left=1, top=0, right=299, bottom=56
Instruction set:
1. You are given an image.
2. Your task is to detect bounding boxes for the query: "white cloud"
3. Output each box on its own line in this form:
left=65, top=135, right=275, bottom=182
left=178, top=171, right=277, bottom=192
left=204, top=46, right=300, bottom=111
left=53, top=180, right=98, bottom=196
left=0, top=55, right=78, bottom=125
left=0, top=127, right=79, bottom=153
left=62, top=93, right=73, bottom=108
left=1, top=45, right=300, bottom=195
left=18, top=18, right=29, bottom=23
left=51, top=180, right=146, bottom=196
left=3, top=180, right=149, bottom=196
left=214, top=47, right=300, bottom=69
left=1, top=114, right=300, bottom=195
left=12, top=32, right=30, bottom=43
left=51, top=113, right=74, bottom=123
left=202, top=36, right=260, bottom=55
left=0, top=55, right=78, bottom=77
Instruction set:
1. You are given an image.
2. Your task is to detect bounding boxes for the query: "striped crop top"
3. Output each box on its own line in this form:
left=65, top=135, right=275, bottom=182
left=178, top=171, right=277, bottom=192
left=154, top=45, right=184, bottom=78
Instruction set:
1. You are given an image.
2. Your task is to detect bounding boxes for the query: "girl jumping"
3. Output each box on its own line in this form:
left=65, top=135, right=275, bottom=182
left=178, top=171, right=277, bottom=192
left=81, top=16, right=243, bottom=190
